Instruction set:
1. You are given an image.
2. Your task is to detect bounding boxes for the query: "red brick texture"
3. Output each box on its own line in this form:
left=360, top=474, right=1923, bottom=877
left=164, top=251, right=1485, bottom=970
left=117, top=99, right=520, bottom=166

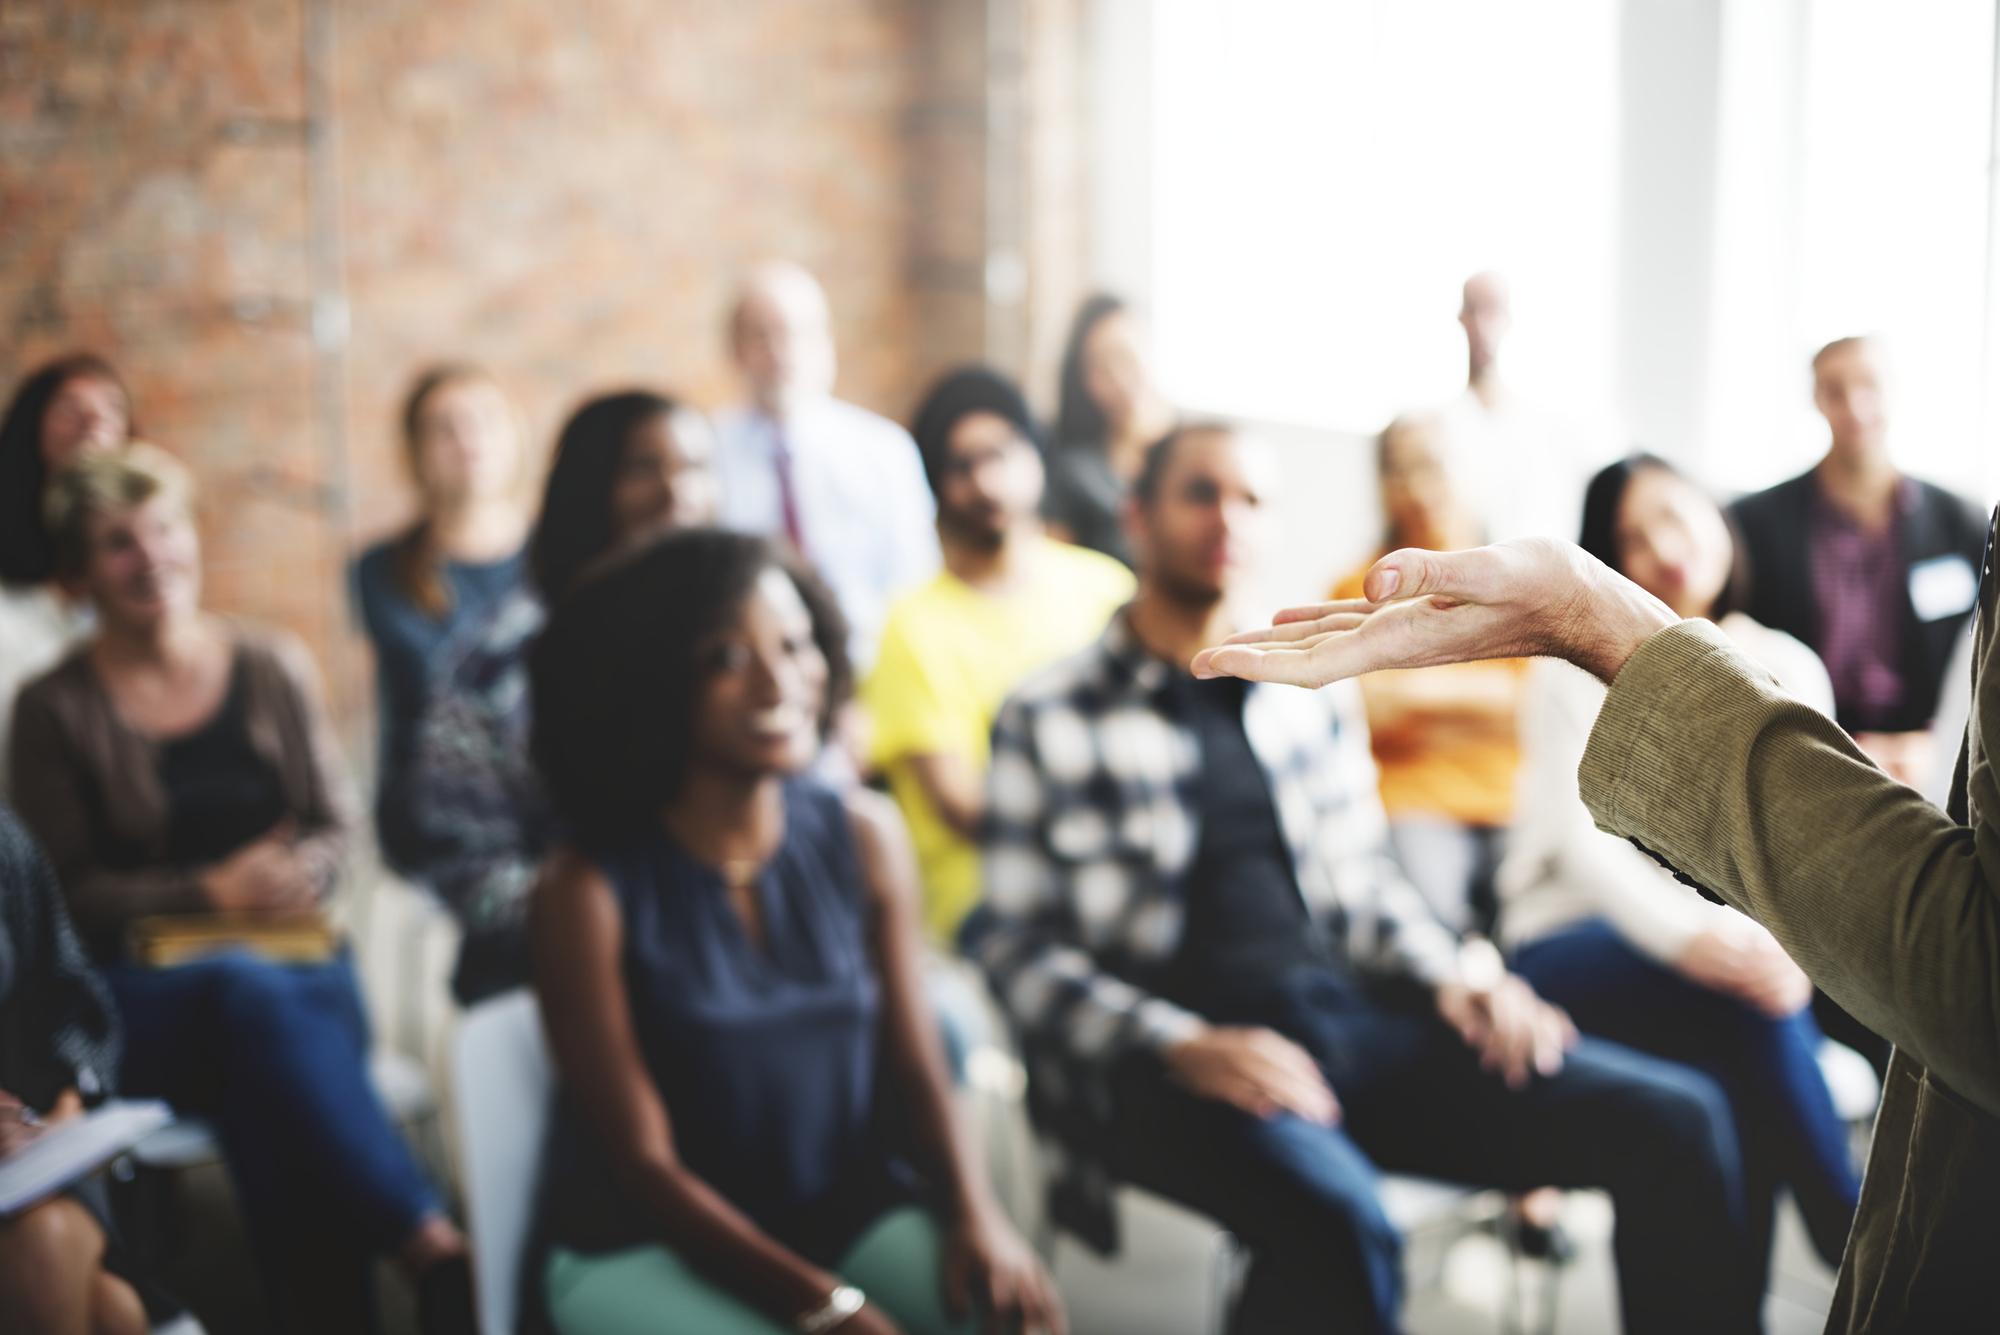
left=1, top=0, right=1087, bottom=748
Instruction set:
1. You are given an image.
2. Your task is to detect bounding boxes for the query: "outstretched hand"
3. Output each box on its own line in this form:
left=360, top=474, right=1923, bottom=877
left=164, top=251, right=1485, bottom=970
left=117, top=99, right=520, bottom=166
left=1190, top=539, right=1681, bottom=689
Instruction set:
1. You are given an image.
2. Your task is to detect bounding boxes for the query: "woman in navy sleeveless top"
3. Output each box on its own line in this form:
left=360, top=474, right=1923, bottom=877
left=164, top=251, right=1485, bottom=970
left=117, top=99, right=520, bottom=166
left=528, top=530, right=1062, bottom=1335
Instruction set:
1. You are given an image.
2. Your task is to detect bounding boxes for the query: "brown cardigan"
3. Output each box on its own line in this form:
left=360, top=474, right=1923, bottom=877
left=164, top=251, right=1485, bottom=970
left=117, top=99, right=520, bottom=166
left=6, top=623, right=360, bottom=949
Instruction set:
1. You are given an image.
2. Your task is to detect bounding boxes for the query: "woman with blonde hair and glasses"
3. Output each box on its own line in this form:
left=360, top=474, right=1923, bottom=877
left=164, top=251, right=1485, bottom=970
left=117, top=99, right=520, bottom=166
left=354, top=366, right=531, bottom=872
left=10, top=445, right=474, bottom=1334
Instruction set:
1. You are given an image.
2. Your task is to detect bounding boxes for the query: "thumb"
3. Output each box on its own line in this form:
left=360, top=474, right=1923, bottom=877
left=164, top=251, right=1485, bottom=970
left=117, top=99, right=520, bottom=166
left=1363, top=547, right=1466, bottom=603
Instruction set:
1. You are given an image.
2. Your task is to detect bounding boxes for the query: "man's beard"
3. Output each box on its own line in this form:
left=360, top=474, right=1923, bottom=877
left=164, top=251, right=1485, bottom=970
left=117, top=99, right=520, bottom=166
left=1151, top=561, right=1226, bottom=612
left=941, top=511, right=1007, bottom=553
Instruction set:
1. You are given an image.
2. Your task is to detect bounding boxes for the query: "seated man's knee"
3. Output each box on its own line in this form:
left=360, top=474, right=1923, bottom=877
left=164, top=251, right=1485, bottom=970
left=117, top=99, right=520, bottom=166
left=1614, top=1063, right=1737, bottom=1181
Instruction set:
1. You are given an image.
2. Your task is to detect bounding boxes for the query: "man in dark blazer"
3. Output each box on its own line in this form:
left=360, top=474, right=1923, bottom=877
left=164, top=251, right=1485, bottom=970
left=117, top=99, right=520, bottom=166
left=1727, top=334, right=1986, bottom=1077
left=1728, top=336, right=1985, bottom=781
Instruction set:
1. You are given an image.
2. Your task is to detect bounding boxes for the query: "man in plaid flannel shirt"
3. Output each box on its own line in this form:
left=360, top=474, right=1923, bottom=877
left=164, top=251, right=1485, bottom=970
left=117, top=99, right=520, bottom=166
left=969, top=424, right=1757, bottom=1335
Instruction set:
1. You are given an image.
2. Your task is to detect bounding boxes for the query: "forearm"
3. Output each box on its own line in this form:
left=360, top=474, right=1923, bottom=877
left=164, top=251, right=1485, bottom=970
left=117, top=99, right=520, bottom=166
left=905, top=753, right=986, bottom=841
left=1580, top=621, right=2000, bottom=1111
left=629, top=1155, right=844, bottom=1320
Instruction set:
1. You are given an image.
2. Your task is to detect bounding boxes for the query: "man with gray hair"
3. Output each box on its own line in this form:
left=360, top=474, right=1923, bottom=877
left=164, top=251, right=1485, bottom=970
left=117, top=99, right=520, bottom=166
left=713, top=261, right=939, bottom=671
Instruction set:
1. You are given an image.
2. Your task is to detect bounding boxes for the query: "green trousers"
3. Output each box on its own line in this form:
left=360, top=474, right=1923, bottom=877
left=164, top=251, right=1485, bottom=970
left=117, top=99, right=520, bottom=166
left=545, top=1206, right=979, bottom=1335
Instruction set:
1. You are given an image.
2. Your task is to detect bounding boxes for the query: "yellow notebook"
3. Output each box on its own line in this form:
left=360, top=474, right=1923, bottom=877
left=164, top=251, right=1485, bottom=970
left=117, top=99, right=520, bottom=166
left=126, top=912, right=339, bottom=967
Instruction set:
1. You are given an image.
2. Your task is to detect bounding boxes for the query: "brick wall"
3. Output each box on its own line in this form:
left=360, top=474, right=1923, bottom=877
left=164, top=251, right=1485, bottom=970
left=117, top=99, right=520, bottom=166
left=2, top=0, right=1090, bottom=756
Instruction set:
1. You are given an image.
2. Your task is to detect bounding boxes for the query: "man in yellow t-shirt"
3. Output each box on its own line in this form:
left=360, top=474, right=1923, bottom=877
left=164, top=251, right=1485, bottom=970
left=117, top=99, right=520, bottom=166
left=866, top=367, right=1135, bottom=943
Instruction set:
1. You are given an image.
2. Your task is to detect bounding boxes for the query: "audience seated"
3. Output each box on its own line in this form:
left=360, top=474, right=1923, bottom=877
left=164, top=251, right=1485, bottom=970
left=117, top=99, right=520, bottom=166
left=1728, top=334, right=1988, bottom=1074
left=971, top=422, right=1758, bottom=1335
left=354, top=367, right=532, bottom=875
left=1041, top=295, right=1176, bottom=567
left=864, top=366, right=1134, bottom=946
left=403, top=390, right=717, bottom=1004
left=712, top=262, right=939, bottom=674
left=1334, top=414, right=1525, bottom=935
left=0, top=798, right=181, bottom=1335
left=6, top=446, right=472, bottom=1335
left=0, top=354, right=133, bottom=795
left=525, top=529, right=1062, bottom=1335
left=1501, top=453, right=1861, bottom=1288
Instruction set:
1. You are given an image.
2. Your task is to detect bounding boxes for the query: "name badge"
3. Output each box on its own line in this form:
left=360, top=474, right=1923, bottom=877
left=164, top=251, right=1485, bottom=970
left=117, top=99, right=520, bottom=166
left=1909, top=554, right=1979, bottom=622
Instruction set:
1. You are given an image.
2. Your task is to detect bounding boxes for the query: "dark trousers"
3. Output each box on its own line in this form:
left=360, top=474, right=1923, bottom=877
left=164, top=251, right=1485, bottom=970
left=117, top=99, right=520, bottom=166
left=106, top=950, right=439, bottom=1331
left=1514, top=919, right=1862, bottom=1275
left=1109, top=968, right=1754, bottom=1335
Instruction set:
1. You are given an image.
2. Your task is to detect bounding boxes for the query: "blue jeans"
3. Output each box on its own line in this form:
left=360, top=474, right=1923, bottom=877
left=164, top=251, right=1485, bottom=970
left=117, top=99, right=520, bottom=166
left=1513, top=919, right=1861, bottom=1276
left=106, top=951, right=440, bottom=1329
left=1109, top=968, right=1754, bottom=1335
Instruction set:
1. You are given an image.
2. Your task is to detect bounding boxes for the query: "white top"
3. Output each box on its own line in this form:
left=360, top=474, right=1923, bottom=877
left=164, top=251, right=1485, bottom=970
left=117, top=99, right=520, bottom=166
left=1438, top=389, right=1610, bottom=544
left=1498, top=612, right=1835, bottom=963
left=713, top=395, right=940, bottom=673
left=0, top=582, right=92, bottom=799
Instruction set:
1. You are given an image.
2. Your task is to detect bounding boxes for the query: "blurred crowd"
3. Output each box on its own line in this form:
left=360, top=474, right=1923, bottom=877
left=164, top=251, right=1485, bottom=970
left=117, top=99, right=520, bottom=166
left=0, top=262, right=1983, bottom=1335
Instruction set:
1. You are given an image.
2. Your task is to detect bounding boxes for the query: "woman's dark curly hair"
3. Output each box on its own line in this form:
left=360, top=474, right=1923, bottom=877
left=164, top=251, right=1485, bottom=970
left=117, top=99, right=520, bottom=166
left=529, top=390, right=678, bottom=600
left=529, top=528, right=851, bottom=836
left=0, top=353, right=132, bottom=584
left=1578, top=452, right=1751, bottom=618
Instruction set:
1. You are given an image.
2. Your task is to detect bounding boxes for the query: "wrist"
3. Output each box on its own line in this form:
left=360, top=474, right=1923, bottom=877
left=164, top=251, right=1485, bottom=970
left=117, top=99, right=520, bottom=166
left=1565, top=569, right=1679, bottom=683
left=796, top=1283, right=866, bottom=1333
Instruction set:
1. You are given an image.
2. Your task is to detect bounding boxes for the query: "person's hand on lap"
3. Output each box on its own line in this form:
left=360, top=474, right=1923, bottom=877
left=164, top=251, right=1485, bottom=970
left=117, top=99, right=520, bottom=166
left=944, top=1201, right=1067, bottom=1335
left=1191, top=538, right=1679, bottom=688
left=1678, top=918, right=1813, bottom=1018
left=201, top=822, right=317, bottom=912
left=1164, top=1025, right=1340, bottom=1124
left=1436, top=975, right=1578, bottom=1090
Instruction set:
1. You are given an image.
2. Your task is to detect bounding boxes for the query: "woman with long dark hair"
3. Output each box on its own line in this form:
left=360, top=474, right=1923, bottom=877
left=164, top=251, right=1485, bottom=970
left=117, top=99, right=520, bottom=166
left=0, top=354, right=132, bottom=789
left=1498, top=454, right=1860, bottom=1289
left=1041, top=295, right=1174, bottom=567
left=353, top=366, right=530, bottom=871
left=526, top=529, right=1061, bottom=1335
left=402, top=391, right=717, bottom=1003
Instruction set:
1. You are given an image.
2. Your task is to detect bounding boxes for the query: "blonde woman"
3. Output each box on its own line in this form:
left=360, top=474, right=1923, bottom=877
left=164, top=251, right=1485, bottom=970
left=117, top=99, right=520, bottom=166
left=11, top=446, right=473, bottom=1334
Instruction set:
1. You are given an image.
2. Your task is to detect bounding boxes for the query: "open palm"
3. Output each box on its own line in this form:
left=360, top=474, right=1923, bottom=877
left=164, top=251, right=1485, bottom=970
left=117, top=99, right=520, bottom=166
left=1191, top=538, right=1678, bottom=689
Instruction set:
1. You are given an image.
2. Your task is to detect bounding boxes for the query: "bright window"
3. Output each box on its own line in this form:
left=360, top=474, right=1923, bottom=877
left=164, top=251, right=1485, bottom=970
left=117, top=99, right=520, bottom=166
left=1149, top=0, right=1620, bottom=433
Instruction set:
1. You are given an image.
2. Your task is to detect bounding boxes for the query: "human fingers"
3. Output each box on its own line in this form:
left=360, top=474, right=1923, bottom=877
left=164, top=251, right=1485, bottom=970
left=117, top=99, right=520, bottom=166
left=940, top=1230, right=972, bottom=1318
left=1248, top=1031, right=1341, bottom=1124
left=1531, top=1001, right=1573, bottom=1077
left=1211, top=612, right=1372, bottom=648
left=1022, top=1260, right=1068, bottom=1335
left=1270, top=599, right=1379, bottom=626
left=978, top=1258, right=1015, bottom=1335
left=1482, top=988, right=1537, bottom=1090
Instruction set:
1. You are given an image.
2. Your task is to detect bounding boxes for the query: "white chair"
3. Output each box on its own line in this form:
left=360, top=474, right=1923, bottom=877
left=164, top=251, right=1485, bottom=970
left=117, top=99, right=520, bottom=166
left=1818, top=1039, right=1882, bottom=1124
left=450, top=988, right=554, bottom=1335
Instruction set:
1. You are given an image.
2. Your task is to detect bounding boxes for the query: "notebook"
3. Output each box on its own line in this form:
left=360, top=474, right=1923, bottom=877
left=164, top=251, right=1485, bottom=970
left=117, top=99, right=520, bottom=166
left=0, top=1100, right=174, bottom=1215
left=126, top=912, right=339, bottom=967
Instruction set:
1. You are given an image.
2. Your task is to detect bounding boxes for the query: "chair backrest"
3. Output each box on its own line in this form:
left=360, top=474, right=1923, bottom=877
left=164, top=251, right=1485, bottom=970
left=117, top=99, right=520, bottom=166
left=451, top=988, right=554, bottom=1335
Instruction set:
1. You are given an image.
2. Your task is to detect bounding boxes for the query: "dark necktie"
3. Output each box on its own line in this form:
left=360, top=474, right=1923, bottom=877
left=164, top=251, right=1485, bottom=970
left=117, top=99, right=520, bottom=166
left=773, top=423, right=807, bottom=558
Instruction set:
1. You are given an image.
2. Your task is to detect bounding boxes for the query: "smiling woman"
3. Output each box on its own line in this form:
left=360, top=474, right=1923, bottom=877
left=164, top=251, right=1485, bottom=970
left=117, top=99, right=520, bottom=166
left=523, top=529, right=1064, bottom=1335
left=8, top=444, right=475, bottom=1332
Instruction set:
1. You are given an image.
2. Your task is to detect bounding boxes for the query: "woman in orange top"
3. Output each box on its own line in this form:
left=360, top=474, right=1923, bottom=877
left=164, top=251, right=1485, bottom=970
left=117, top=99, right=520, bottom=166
left=1335, top=414, right=1526, bottom=936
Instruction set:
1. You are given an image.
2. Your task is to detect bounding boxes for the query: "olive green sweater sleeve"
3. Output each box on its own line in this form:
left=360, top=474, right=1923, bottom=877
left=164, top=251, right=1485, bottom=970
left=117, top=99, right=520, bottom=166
left=1578, top=618, right=2000, bottom=1116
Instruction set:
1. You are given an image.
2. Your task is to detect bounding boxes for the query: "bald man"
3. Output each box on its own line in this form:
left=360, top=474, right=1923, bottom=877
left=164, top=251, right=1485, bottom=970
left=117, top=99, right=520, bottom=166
left=712, top=262, right=940, bottom=672
left=1439, top=271, right=1604, bottom=545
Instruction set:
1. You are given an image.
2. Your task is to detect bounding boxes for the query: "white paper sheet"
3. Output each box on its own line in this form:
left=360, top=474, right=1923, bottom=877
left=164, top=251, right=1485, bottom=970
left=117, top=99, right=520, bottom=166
left=0, top=1099, right=173, bottom=1215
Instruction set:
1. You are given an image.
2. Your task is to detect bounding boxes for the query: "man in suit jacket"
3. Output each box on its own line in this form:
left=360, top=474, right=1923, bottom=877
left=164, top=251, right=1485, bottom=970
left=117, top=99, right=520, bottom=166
left=1728, top=336, right=1985, bottom=784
